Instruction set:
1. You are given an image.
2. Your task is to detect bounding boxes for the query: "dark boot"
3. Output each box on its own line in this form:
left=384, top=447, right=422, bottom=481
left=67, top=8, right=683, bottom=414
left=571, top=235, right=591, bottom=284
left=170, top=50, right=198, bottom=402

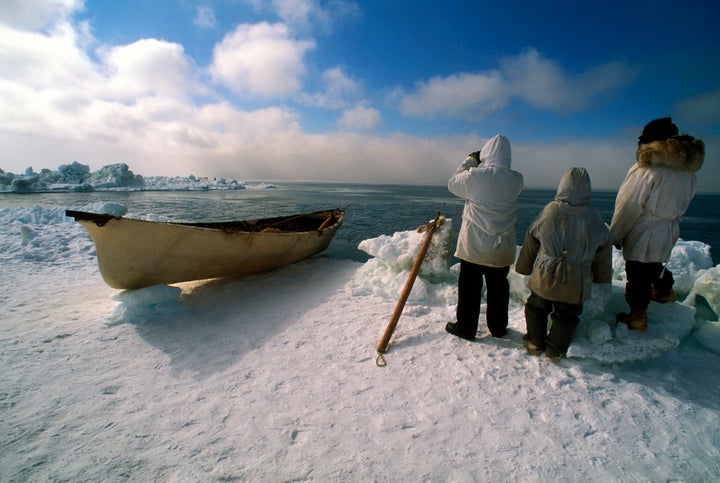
left=445, top=322, right=476, bottom=341
left=616, top=309, right=647, bottom=331
left=545, top=301, right=582, bottom=361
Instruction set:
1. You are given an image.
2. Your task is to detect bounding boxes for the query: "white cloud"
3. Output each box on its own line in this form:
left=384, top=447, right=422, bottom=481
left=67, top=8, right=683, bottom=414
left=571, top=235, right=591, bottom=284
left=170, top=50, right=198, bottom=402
left=209, top=22, right=315, bottom=99
left=98, top=39, right=202, bottom=100
left=337, top=105, right=381, bottom=131
left=194, top=5, right=218, bottom=29
left=299, top=67, right=360, bottom=109
left=0, top=0, right=82, bottom=30
left=400, top=71, right=507, bottom=119
left=400, top=49, right=636, bottom=119
left=0, top=22, right=96, bottom=88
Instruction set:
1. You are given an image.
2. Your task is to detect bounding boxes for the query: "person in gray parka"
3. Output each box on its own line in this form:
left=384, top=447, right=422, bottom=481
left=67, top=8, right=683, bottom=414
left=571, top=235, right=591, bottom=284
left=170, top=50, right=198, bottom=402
left=515, top=167, right=613, bottom=362
left=446, top=134, right=524, bottom=340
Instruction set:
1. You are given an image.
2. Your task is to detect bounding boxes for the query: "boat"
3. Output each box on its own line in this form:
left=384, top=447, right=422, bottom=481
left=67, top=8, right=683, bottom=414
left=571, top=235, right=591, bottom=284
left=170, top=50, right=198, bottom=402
left=66, top=208, right=345, bottom=290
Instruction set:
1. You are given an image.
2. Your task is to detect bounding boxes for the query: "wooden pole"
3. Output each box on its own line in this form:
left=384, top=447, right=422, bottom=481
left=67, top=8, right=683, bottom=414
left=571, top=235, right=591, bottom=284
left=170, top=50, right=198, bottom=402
left=376, top=212, right=443, bottom=366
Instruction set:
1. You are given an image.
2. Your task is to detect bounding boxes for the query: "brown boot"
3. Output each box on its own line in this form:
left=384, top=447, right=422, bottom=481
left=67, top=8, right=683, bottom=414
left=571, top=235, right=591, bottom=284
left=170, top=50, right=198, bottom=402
left=651, top=288, right=676, bottom=303
left=616, top=309, right=648, bottom=331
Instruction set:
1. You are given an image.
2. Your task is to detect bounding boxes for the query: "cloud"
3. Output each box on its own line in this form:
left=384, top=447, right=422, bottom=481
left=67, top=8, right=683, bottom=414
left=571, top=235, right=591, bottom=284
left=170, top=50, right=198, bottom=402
left=675, top=89, right=720, bottom=125
left=98, top=39, right=203, bottom=100
left=511, top=139, right=633, bottom=191
left=400, top=71, right=507, bottom=119
left=501, top=49, right=636, bottom=111
left=273, top=0, right=314, bottom=27
left=0, top=0, right=82, bottom=30
left=0, top=21, right=95, bottom=88
left=209, top=22, right=315, bottom=99
left=337, top=105, right=381, bottom=131
left=194, top=5, right=218, bottom=29
left=245, top=0, right=361, bottom=32
left=399, top=49, right=636, bottom=119
left=298, top=67, right=361, bottom=109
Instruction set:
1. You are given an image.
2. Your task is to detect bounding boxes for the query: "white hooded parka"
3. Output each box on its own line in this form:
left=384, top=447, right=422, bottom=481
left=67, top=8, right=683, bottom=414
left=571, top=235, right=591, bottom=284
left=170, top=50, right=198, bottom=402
left=448, top=135, right=524, bottom=267
left=610, top=135, right=704, bottom=263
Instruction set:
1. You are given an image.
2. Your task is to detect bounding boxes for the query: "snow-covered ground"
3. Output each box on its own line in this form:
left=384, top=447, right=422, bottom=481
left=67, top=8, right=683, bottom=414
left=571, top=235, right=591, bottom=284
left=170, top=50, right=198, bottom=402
left=2, top=203, right=720, bottom=481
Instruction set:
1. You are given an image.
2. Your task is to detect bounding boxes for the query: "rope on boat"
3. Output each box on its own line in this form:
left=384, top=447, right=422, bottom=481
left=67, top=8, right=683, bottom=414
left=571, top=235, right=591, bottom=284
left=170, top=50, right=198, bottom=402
left=317, top=214, right=335, bottom=231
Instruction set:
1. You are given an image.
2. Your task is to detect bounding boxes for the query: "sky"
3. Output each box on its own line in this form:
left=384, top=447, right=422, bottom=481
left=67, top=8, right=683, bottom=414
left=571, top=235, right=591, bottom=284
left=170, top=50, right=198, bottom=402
left=1, top=0, right=719, bottom=191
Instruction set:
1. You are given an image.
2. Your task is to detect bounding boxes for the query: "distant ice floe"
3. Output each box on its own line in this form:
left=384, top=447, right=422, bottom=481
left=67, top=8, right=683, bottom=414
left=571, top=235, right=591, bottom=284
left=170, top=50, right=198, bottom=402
left=0, top=162, right=275, bottom=192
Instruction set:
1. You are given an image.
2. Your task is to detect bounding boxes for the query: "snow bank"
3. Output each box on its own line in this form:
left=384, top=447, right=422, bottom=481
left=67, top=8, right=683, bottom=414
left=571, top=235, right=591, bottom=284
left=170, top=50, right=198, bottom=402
left=351, top=217, right=457, bottom=305
left=3, top=203, right=720, bottom=481
left=686, top=265, right=720, bottom=354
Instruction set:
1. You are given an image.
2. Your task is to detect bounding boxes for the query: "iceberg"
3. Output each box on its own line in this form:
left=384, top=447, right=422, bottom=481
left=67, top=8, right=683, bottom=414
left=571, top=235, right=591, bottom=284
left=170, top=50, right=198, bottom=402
left=0, top=162, right=274, bottom=192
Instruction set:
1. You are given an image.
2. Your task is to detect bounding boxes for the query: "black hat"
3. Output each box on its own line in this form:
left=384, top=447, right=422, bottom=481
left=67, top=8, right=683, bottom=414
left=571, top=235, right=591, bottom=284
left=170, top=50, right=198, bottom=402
left=638, top=117, right=679, bottom=144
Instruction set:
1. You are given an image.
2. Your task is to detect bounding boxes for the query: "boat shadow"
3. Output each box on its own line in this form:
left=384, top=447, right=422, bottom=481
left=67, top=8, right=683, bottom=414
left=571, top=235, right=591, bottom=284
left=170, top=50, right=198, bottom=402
left=120, top=257, right=359, bottom=380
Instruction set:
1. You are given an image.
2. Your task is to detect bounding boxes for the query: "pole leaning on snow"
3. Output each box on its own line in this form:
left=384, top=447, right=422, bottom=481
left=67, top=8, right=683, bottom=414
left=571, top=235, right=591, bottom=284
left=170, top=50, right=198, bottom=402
left=376, top=212, right=444, bottom=367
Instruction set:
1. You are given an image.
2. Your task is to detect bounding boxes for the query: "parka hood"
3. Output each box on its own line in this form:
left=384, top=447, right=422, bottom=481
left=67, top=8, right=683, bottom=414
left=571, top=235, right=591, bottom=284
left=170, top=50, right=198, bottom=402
left=555, top=167, right=591, bottom=206
left=480, top=134, right=512, bottom=168
left=636, top=135, right=704, bottom=173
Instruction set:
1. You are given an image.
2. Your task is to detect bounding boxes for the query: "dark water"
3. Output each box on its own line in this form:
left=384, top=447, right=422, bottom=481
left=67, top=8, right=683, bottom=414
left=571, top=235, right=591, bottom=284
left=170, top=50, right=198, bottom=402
left=2, top=183, right=718, bottom=264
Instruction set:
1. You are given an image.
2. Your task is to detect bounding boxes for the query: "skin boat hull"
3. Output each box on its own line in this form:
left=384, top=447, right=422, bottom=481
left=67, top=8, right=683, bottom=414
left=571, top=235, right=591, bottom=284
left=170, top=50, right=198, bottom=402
left=67, top=209, right=344, bottom=290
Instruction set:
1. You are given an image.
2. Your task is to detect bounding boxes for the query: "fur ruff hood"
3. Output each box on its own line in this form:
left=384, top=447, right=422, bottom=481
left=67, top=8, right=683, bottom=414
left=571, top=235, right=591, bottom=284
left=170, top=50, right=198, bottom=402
left=636, top=135, right=704, bottom=173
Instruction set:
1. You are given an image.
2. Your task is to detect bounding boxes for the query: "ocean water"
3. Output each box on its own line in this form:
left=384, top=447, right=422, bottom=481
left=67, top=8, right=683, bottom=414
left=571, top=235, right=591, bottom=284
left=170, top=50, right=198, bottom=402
left=1, top=183, right=718, bottom=264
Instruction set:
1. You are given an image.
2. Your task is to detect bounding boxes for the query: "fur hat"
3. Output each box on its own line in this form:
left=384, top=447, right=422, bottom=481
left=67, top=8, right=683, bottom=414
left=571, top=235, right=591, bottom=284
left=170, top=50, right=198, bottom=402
left=638, top=117, right=679, bottom=144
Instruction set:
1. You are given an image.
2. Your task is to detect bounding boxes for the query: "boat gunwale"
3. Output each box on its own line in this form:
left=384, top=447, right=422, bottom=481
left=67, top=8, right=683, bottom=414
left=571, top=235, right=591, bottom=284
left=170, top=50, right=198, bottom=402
left=65, top=208, right=344, bottom=233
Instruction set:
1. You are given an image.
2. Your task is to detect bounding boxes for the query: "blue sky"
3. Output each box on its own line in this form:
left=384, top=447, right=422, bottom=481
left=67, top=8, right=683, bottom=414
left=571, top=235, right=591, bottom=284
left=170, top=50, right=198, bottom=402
left=1, top=0, right=719, bottom=191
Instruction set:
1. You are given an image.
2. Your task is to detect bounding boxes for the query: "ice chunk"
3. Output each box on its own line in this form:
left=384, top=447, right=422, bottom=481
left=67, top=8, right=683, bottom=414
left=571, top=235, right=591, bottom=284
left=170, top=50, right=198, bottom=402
left=109, top=285, right=190, bottom=325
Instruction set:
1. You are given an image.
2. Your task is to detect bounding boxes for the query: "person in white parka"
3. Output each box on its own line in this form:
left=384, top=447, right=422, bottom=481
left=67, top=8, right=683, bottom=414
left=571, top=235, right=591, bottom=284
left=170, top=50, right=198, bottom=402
left=611, top=117, right=705, bottom=331
left=446, top=134, right=524, bottom=340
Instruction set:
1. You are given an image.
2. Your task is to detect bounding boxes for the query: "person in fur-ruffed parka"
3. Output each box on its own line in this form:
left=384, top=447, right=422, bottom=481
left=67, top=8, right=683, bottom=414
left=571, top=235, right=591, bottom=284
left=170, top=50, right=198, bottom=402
left=515, top=167, right=613, bottom=361
left=611, top=117, right=704, bottom=331
left=445, top=134, right=524, bottom=341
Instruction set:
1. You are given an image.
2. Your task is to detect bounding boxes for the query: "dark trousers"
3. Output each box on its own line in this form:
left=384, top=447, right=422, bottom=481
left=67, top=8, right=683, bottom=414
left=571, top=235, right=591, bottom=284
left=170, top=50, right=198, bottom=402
left=524, top=292, right=583, bottom=358
left=456, top=260, right=510, bottom=338
left=625, top=261, right=675, bottom=311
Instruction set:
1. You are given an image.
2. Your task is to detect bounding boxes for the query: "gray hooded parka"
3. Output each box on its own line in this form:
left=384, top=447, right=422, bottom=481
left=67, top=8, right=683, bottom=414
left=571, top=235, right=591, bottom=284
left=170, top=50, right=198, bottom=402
left=448, top=135, right=524, bottom=267
left=515, top=167, right=613, bottom=305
